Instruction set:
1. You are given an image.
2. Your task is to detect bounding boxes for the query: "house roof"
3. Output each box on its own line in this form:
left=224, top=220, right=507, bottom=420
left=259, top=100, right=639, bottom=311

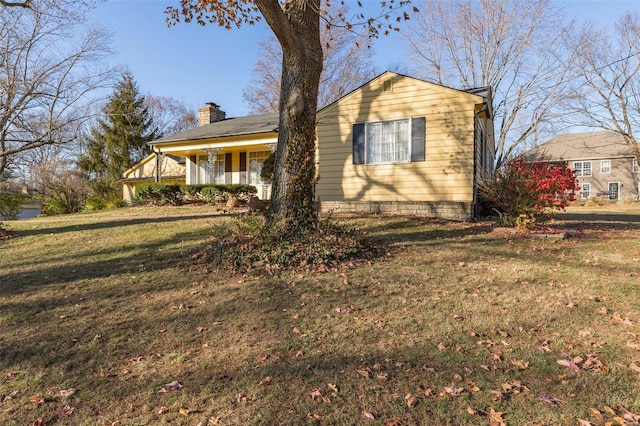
left=524, top=131, right=633, bottom=161
left=150, top=113, right=279, bottom=146
left=149, top=71, right=492, bottom=147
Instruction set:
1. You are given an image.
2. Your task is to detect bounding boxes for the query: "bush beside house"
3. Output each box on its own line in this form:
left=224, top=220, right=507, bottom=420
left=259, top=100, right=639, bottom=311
left=134, top=183, right=257, bottom=206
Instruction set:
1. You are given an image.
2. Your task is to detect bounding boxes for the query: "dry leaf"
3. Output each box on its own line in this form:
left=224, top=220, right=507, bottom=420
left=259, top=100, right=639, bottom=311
left=327, top=383, right=338, bottom=393
left=487, top=407, right=507, bottom=426
left=557, top=359, right=581, bottom=372
left=59, top=388, right=77, bottom=399
left=386, top=417, right=402, bottom=426
left=405, top=393, right=417, bottom=408
left=356, top=368, right=371, bottom=379
left=235, top=393, right=247, bottom=404
left=362, top=410, right=376, bottom=420
left=444, top=385, right=464, bottom=396
left=538, top=395, right=564, bottom=404
left=310, top=389, right=322, bottom=400
left=511, top=359, right=529, bottom=370
left=158, top=381, right=183, bottom=393
left=56, top=405, right=75, bottom=417
left=31, top=394, right=45, bottom=405
left=259, top=376, right=272, bottom=386
left=577, top=420, right=594, bottom=426
left=467, top=406, right=478, bottom=415
left=3, top=391, right=18, bottom=401
left=437, top=342, right=447, bottom=351
left=157, top=406, right=169, bottom=414
left=179, top=407, right=190, bottom=416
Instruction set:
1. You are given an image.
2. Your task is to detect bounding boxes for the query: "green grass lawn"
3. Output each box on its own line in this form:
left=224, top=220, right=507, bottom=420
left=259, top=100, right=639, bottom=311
left=1, top=205, right=640, bottom=425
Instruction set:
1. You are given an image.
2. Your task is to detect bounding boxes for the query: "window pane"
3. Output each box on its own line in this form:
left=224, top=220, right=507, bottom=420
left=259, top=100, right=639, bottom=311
left=365, top=119, right=410, bottom=164
left=583, top=162, right=592, bottom=176
left=601, top=160, right=611, bottom=174
left=249, top=151, right=270, bottom=185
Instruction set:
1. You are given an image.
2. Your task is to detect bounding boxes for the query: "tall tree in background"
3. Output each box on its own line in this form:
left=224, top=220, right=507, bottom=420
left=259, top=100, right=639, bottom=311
left=406, top=0, right=575, bottom=166
left=144, top=94, right=198, bottom=136
left=243, top=2, right=378, bottom=114
left=79, top=72, right=157, bottom=205
left=0, top=0, right=115, bottom=176
left=565, top=11, right=640, bottom=164
left=167, top=0, right=413, bottom=233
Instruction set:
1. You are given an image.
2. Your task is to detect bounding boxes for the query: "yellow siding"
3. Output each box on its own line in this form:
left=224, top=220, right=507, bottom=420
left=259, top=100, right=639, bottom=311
left=316, top=72, right=482, bottom=203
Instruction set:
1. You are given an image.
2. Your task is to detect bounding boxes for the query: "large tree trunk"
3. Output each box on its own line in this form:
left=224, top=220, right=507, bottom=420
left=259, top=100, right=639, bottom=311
left=256, top=0, right=322, bottom=233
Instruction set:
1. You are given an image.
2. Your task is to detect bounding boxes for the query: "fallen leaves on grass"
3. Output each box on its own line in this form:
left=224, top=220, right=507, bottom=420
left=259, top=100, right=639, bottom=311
left=557, top=352, right=608, bottom=372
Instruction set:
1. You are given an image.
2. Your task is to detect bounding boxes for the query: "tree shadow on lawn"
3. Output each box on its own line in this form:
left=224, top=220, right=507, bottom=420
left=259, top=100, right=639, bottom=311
left=555, top=212, right=640, bottom=231
left=0, top=227, right=212, bottom=298
left=11, top=213, right=230, bottom=237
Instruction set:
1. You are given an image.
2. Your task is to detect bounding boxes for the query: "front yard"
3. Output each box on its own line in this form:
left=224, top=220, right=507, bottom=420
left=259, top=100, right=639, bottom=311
left=1, top=206, right=640, bottom=425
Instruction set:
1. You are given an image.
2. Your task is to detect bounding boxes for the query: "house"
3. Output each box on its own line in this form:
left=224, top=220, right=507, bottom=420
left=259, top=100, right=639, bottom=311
left=121, top=153, right=186, bottom=203
left=130, top=72, right=495, bottom=220
left=524, top=131, right=640, bottom=200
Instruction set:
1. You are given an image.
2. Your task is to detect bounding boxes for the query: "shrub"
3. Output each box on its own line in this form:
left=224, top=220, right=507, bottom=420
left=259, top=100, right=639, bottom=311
left=135, top=183, right=183, bottom=206
left=0, top=191, right=30, bottom=220
left=180, top=184, right=257, bottom=204
left=479, top=159, right=579, bottom=228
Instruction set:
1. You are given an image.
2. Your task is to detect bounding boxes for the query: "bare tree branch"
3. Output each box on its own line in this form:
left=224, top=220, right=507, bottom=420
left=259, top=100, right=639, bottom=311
left=0, top=2, right=116, bottom=175
left=405, top=0, right=576, bottom=166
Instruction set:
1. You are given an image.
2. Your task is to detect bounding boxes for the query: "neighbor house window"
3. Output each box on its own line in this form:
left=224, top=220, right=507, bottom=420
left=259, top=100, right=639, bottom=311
left=573, top=161, right=592, bottom=177
left=633, top=159, right=638, bottom=173
left=581, top=183, right=591, bottom=199
left=608, top=182, right=620, bottom=200
left=601, top=160, right=611, bottom=174
left=352, top=117, right=426, bottom=165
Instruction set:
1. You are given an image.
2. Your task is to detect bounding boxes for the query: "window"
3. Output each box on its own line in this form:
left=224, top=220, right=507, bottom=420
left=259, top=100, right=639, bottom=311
left=634, top=159, right=638, bottom=173
left=608, top=182, right=619, bottom=200
left=581, top=183, right=591, bottom=199
left=198, top=154, right=225, bottom=184
left=353, top=117, right=426, bottom=165
left=573, top=161, right=592, bottom=177
left=600, top=160, right=611, bottom=174
left=249, top=151, right=271, bottom=185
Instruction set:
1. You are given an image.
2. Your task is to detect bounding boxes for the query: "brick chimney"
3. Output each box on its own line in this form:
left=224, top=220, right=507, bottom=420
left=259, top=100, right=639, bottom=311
left=198, top=102, right=226, bottom=126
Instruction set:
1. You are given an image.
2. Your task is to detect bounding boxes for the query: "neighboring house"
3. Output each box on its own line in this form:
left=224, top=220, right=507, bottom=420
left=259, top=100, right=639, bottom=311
left=121, top=153, right=186, bottom=203
left=133, top=71, right=495, bottom=220
left=524, top=131, right=640, bottom=201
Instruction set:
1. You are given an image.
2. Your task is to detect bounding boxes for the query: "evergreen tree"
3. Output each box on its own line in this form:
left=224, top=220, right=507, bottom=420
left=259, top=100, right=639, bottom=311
left=79, top=72, right=156, bottom=207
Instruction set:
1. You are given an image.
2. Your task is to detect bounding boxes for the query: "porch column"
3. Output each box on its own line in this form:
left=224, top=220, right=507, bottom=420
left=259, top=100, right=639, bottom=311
left=205, top=148, right=220, bottom=183
left=155, top=152, right=165, bottom=183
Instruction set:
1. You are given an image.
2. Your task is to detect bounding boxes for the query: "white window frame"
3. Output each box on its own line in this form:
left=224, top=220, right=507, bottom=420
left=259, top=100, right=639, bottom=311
left=364, top=117, right=411, bottom=165
left=197, top=154, right=225, bottom=184
left=581, top=183, right=591, bottom=199
left=600, top=160, right=611, bottom=174
left=248, top=150, right=271, bottom=186
left=573, top=161, right=592, bottom=177
left=633, top=159, right=638, bottom=173
left=608, top=182, right=620, bottom=200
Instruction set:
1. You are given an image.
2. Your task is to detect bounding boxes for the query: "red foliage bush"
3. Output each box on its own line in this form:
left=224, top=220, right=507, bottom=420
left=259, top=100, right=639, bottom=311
left=480, top=159, right=580, bottom=228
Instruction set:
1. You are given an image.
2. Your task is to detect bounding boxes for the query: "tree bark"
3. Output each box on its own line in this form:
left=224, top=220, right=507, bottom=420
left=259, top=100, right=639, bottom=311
left=255, top=0, right=323, bottom=233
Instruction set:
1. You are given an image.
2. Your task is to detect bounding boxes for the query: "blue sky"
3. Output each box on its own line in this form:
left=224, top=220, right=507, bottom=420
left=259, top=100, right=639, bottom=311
left=90, top=0, right=640, bottom=118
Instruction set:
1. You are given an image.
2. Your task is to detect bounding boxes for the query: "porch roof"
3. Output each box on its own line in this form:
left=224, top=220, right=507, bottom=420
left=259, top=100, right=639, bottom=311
left=149, top=113, right=279, bottom=146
